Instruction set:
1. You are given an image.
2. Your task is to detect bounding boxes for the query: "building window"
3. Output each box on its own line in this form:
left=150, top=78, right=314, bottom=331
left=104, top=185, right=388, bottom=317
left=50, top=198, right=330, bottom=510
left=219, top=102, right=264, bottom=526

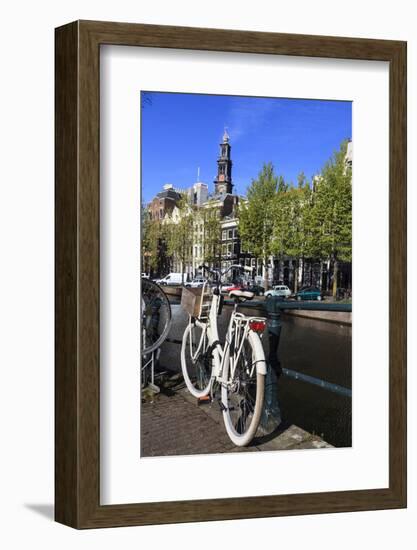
left=234, top=243, right=238, bottom=255
left=228, top=229, right=233, bottom=239
left=160, top=208, right=163, bottom=218
left=222, top=230, right=226, bottom=240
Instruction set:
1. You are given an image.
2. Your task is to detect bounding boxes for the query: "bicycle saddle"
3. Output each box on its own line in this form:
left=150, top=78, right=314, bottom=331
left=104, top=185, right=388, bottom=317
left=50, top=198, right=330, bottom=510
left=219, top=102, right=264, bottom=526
left=229, top=289, right=255, bottom=301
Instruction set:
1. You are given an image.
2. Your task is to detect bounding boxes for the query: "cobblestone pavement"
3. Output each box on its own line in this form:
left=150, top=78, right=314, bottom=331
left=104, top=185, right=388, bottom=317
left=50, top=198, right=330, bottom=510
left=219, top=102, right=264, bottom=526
left=141, top=391, right=239, bottom=456
left=141, top=375, right=332, bottom=457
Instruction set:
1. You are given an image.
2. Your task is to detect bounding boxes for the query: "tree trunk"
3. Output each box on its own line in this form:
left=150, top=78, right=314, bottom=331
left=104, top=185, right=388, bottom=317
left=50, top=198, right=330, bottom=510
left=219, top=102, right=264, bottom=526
left=332, top=259, right=339, bottom=298
left=319, top=262, right=323, bottom=290
left=262, top=258, right=269, bottom=290
left=301, top=257, right=305, bottom=287
left=294, top=258, right=299, bottom=293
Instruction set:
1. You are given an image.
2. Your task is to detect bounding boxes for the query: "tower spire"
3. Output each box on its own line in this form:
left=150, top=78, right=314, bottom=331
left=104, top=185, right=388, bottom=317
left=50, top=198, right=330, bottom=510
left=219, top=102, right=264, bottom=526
left=214, top=128, right=233, bottom=195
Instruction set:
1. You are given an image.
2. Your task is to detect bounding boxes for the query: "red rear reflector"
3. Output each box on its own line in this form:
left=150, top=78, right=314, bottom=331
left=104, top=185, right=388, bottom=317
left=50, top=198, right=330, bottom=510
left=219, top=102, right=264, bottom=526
left=249, top=321, right=266, bottom=333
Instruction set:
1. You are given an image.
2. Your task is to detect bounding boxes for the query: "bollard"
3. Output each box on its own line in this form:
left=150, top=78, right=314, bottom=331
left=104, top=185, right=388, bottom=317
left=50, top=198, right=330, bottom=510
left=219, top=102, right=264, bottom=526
left=265, top=295, right=283, bottom=378
left=260, top=296, right=283, bottom=432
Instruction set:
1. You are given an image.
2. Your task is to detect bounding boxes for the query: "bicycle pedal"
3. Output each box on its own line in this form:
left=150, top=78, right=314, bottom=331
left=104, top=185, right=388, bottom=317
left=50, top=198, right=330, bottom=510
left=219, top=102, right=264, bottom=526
left=197, top=395, right=211, bottom=406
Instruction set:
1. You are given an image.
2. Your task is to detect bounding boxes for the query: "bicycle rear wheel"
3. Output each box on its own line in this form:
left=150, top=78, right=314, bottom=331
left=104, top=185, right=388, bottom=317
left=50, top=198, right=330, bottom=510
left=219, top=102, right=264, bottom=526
left=141, top=279, right=171, bottom=355
left=221, top=330, right=265, bottom=446
left=181, top=321, right=212, bottom=398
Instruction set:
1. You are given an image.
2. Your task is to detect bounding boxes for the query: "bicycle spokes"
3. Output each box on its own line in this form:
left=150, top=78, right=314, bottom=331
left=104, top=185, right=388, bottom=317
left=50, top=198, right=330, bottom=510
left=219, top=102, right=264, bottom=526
left=228, top=369, right=257, bottom=434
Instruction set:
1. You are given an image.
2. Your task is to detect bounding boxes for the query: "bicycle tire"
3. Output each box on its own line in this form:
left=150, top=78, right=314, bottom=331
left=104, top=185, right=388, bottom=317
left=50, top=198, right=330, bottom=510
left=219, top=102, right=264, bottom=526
left=181, top=321, right=212, bottom=398
left=141, top=279, right=172, bottom=355
left=221, top=330, right=265, bottom=446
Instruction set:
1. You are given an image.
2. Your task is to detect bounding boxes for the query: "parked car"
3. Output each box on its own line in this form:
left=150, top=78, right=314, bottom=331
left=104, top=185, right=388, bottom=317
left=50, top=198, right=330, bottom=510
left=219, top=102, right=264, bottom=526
left=185, top=277, right=208, bottom=288
left=154, top=273, right=187, bottom=286
left=264, top=285, right=292, bottom=299
left=221, top=283, right=243, bottom=294
left=246, top=284, right=265, bottom=296
left=294, top=286, right=323, bottom=301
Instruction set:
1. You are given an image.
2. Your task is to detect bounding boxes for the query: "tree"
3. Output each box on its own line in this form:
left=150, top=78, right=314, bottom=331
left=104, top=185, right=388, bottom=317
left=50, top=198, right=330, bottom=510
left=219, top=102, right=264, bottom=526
left=141, top=207, right=162, bottom=276
left=238, top=163, right=285, bottom=288
left=201, top=205, right=221, bottom=267
left=164, top=197, right=195, bottom=284
left=272, top=178, right=312, bottom=292
left=311, top=141, right=352, bottom=296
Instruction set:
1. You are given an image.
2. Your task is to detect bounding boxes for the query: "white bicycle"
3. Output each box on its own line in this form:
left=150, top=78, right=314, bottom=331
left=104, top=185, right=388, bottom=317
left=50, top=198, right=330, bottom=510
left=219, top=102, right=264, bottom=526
left=181, top=264, right=267, bottom=446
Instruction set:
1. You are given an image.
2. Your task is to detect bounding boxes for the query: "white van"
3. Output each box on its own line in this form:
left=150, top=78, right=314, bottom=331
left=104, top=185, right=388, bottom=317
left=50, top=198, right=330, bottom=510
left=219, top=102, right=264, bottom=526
left=155, top=273, right=187, bottom=286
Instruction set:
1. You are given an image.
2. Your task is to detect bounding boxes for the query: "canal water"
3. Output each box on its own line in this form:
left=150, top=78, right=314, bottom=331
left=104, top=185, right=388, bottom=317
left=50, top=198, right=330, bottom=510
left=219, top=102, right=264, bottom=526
left=159, top=301, right=352, bottom=448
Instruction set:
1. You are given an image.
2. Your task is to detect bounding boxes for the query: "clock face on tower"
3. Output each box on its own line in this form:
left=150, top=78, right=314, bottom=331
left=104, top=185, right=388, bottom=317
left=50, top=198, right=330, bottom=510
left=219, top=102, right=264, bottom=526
left=219, top=174, right=225, bottom=181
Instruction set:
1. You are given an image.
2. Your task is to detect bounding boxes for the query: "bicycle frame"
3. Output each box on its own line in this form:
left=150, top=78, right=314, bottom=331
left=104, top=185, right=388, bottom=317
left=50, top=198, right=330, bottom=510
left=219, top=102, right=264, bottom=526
left=191, top=283, right=267, bottom=392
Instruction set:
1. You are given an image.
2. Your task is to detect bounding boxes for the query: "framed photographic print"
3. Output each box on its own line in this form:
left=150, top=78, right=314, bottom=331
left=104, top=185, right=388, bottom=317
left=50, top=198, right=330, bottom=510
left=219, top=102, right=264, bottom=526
left=55, top=20, right=406, bottom=528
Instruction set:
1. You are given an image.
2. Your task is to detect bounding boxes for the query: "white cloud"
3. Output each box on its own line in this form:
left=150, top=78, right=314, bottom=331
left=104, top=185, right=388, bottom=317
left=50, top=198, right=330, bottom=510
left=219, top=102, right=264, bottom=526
left=227, top=98, right=276, bottom=142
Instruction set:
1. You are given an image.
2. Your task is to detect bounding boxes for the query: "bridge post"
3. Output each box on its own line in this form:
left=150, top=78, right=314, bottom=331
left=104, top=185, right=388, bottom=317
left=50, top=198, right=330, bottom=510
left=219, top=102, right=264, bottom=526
left=265, top=295, right=283, bottom=378
left=260, top=296, right=283, bottom=432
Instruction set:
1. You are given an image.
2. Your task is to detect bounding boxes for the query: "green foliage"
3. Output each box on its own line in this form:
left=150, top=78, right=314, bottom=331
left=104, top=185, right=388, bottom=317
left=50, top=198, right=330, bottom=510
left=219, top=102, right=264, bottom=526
left=141, top=207, right=162, bottom=272
left=272, top=184, right=307, bottom=258
left=239, top=162, right=282, bottom=260
left=201, top=206, right=221, bottom=265
left=238, top=141, right=351, bottom=290
left=164, top=197, right=194, bottom=276
left=310, top=141, right=352, bottom=263
left=272, top=142, right=351, bottom=267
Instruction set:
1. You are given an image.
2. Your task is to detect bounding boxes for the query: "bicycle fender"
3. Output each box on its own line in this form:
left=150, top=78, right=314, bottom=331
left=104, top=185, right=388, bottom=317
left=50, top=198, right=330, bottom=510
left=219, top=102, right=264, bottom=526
left=249, top=331, right=267, bottom=375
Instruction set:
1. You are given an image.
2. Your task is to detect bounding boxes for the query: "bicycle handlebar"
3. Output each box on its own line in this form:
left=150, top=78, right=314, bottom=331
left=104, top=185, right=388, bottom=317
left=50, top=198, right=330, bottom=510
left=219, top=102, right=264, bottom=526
left=198, top=263, right=253, bottom=283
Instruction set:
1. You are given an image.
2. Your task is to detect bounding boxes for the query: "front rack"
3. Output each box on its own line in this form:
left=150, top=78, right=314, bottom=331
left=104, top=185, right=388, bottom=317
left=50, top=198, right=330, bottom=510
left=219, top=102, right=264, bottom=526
left=181, top=282, right=213, bottom=319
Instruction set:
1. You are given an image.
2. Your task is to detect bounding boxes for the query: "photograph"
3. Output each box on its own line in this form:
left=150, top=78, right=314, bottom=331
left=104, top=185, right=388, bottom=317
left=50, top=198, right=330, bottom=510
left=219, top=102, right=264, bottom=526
left=140, top=91, right=352, bottom=457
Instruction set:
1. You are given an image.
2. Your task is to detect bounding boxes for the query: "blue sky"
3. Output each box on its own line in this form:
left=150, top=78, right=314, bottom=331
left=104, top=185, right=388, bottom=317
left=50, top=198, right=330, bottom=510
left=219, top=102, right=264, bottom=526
left=141, top=91, right=351, bottom=203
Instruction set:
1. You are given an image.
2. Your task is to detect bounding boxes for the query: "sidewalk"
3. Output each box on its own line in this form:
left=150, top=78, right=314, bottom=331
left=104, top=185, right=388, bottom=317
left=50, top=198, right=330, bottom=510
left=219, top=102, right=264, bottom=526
left=141, top=374, right=332, bottom=457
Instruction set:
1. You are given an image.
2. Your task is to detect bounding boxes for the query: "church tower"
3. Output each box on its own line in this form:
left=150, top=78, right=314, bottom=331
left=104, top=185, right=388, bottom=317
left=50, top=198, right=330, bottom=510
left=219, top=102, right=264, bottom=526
left=214, top=129, right=233, bottom=195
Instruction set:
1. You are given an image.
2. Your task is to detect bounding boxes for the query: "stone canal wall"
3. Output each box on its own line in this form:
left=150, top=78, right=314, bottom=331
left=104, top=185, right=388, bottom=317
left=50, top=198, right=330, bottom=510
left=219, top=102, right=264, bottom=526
left=284, top=309, right=352, bottom=325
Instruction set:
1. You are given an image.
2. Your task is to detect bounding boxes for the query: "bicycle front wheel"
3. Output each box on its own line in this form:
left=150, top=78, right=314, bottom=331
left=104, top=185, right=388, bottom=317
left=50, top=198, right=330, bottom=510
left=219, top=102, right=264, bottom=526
left=221, top=330, right=265, bottom=446
left=181, top=321, right=212, bottom=398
